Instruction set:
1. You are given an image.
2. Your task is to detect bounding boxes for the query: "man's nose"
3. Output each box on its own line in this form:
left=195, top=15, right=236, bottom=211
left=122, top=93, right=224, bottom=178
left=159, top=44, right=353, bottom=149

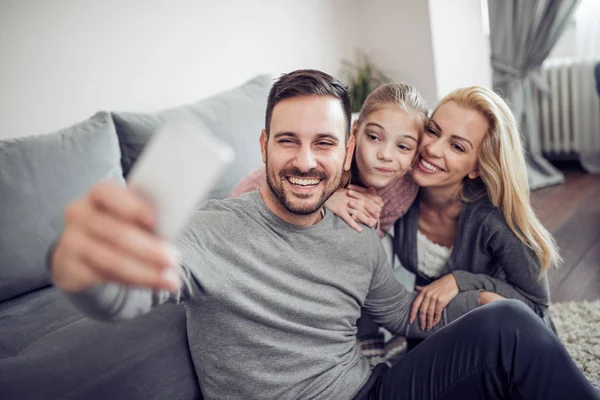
left=293, top=145, right=318, bottom=171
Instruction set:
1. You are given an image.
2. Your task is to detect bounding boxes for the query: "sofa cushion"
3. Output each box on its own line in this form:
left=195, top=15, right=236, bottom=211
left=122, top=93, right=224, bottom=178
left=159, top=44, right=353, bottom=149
left=0, top=112, right=125, bottom=302
left=0, top=287, right=200, bottom=400
left=112, top=74, right=271, bottom=200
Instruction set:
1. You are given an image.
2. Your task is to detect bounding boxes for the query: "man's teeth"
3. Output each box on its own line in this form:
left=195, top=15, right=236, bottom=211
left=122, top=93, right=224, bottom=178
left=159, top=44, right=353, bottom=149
left=288, top=177, right=320, bottom=186
left=421, top=159, right=442, bottom=172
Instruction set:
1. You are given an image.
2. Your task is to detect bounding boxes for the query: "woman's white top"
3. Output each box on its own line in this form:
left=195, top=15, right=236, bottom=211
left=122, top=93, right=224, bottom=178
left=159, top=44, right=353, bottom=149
left=417, top=230, right=452, bottom=279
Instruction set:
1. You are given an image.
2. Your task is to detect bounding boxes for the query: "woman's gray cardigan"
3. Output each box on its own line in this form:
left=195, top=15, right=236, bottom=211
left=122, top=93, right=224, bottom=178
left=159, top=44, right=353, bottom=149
left=392, top=188, right=552, bottom=330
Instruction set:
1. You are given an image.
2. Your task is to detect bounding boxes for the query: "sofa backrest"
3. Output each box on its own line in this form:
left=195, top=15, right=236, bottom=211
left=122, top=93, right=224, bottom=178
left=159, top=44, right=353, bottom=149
left=0, top=112, right=125, bottom=302
left=113, top=74, right=272, bottom=200
left=0, top=75, right=272, bottom=302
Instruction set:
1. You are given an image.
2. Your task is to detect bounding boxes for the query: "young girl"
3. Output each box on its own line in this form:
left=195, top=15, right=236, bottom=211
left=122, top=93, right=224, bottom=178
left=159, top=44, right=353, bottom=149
left=395, top=86, right=558, bottom=337
left=230, top=83, right=428, bottom=239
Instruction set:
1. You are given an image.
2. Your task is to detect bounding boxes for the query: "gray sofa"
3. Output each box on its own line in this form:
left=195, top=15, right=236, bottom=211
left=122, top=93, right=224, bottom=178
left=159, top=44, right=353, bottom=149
left=0, top=75, right=272, bottom=400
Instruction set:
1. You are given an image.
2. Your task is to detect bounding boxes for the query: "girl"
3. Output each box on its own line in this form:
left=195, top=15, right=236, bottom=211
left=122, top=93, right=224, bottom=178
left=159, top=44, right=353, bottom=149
left=396, top=86, right=558, bottom=336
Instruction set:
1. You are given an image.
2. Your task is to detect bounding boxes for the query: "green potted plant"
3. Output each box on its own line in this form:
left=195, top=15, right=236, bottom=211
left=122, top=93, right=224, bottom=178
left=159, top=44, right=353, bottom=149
left=341, top=49, right=391, bottom=114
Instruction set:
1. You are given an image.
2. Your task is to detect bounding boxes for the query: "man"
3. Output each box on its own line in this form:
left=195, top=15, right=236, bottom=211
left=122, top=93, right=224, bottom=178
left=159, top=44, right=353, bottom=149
left=50, top=70, right=598, bottom=399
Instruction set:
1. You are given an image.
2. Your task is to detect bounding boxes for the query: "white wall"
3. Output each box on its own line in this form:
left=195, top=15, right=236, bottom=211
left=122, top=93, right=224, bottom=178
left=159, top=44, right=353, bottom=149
left=0, top=0, right=494, bottom=139
left=0, top=0, right=358, bottom=138
left=354, top=0, right=492, bottom=108
left=428, top=0, right=492, bottom=101
left=355, top=0, right=439, bottom=108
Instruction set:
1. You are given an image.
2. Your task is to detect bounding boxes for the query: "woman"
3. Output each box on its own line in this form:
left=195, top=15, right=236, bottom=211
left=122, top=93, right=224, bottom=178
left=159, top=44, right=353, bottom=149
left=394, top=86, right=558, bottom=335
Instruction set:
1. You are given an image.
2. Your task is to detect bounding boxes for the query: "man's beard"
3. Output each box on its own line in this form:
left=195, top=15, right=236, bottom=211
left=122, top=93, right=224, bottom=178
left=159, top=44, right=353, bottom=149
left=265, top=156, right=341, bottom=216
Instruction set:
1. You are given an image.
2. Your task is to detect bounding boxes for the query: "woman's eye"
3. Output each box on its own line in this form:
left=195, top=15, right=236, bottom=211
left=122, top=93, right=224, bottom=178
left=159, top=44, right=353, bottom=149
left=426, top=128, right=438, bottom=136
left=398, top=144, right=411, bottom=151
left=452, top=143, right=465, bottom=152
left=367, top=134, right=380, bottom=142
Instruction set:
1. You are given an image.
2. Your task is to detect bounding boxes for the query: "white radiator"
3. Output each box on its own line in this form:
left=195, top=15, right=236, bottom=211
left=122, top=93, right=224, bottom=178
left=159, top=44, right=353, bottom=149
left=536, top=58, right=600, bottom=156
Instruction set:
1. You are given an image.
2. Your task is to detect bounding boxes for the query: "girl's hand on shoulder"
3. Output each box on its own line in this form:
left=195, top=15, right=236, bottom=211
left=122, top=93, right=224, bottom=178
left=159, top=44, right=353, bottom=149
left=345, top=184, right=383, bottom=228
left=410, top=274, right=459, bottom=331
left=324, top=186, right=382, bottom=232
left=325, top=188, right=363, bottom=232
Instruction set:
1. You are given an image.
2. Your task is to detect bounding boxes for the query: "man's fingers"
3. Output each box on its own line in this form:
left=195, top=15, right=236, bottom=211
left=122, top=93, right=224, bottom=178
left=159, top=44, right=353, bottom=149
left=78, top=234, right=179, bottom=291
left=88, top=182, right=156, bottom=230
left=51, top=237, right=104, bottom=292
left=82, top=205, right=175, bottom=271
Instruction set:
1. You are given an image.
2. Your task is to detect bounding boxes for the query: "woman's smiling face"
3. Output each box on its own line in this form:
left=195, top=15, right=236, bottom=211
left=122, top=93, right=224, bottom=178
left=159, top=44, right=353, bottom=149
left=412, top=101, right=488, bottom=191
left=354, top=105, right=420, bottom=189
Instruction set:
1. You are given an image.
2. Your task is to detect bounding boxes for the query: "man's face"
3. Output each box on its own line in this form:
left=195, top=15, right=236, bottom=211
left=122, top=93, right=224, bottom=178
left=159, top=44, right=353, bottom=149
left=260, top=95, right=354, bottom=220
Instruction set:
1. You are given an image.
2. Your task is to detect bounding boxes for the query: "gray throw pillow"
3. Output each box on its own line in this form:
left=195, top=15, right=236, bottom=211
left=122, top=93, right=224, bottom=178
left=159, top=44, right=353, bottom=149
left=0, top=112, right=125, bottom=302
left=112, top=74, right=271, bottom=200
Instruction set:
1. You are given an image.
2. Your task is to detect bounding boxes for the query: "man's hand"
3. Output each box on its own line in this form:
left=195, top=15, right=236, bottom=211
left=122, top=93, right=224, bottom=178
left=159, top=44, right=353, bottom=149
left=410, top=274, right=459, bottom=331
left=50, top=181, right=180, bottom=293
left=478, top=291, right=505, bottom=305
left=325, top=184, right=383, bottom=232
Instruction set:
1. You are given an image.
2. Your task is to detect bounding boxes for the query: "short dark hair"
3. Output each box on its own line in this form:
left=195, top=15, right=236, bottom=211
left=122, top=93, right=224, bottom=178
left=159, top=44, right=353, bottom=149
left=265, top=69, right=351, bottom=139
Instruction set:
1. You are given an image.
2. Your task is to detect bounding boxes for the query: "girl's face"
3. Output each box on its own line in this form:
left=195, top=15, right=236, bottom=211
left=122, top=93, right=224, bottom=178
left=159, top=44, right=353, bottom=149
left=354, top=105, right=420, bottom=189
left=412, top=101, right=488, bottom=191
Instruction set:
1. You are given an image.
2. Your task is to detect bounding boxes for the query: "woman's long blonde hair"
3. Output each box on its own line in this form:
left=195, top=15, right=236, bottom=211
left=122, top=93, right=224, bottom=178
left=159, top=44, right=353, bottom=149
left=433, top=86, right=560, bottom=273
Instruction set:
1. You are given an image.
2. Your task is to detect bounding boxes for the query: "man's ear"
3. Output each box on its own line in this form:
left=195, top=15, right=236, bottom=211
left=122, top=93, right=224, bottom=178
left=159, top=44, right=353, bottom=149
left=351, top=120, right=360, bottom=138
left=260, top=129, right=268, bottom=164
left=343, top=134, right=356, bottom=172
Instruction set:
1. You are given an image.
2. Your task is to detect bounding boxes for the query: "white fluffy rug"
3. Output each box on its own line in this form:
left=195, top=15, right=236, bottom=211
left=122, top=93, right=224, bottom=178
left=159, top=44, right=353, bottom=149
left=550, top=300, right=600, bottom=385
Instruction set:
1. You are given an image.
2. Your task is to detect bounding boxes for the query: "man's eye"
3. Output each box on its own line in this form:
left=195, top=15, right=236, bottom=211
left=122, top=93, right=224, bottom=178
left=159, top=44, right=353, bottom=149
left=278, top=139, right=294, bottom=144
left=426, top=128, right=438, bottom=136
left=317, top=141, right=334, bottom=147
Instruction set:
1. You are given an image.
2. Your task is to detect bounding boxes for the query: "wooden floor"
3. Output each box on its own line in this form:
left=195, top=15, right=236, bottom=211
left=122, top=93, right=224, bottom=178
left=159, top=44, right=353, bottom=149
left=531, top=162, right=600, bottom=303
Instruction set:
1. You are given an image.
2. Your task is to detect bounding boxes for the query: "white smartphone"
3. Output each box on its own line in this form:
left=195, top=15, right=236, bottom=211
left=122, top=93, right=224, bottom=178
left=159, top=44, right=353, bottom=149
left=127, top=119, right=235, bottom=240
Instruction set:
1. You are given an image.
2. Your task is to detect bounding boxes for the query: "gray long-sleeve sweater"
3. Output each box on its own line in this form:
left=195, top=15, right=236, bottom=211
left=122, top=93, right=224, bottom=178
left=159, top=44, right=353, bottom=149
left=63, top=191, right=440, bottom=400
left=393, top=186, right=551, bottom=327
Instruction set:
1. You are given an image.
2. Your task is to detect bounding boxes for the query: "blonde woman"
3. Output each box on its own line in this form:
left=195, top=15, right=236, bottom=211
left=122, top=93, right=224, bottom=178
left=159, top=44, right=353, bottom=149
left=394, top=86, right=558, bottom=338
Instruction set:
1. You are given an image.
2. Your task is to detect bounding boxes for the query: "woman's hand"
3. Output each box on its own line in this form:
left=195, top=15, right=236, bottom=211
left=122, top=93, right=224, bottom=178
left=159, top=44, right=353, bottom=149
left=478, top=291, right=505, bottom=305
left=410, top=274, right=459, bottom=331
left=324, top=184, right=383, bottom=232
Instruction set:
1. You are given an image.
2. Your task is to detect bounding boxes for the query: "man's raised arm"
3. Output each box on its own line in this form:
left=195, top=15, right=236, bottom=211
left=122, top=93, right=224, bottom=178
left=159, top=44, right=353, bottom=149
left=49, top=181, right=186, bottom=320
